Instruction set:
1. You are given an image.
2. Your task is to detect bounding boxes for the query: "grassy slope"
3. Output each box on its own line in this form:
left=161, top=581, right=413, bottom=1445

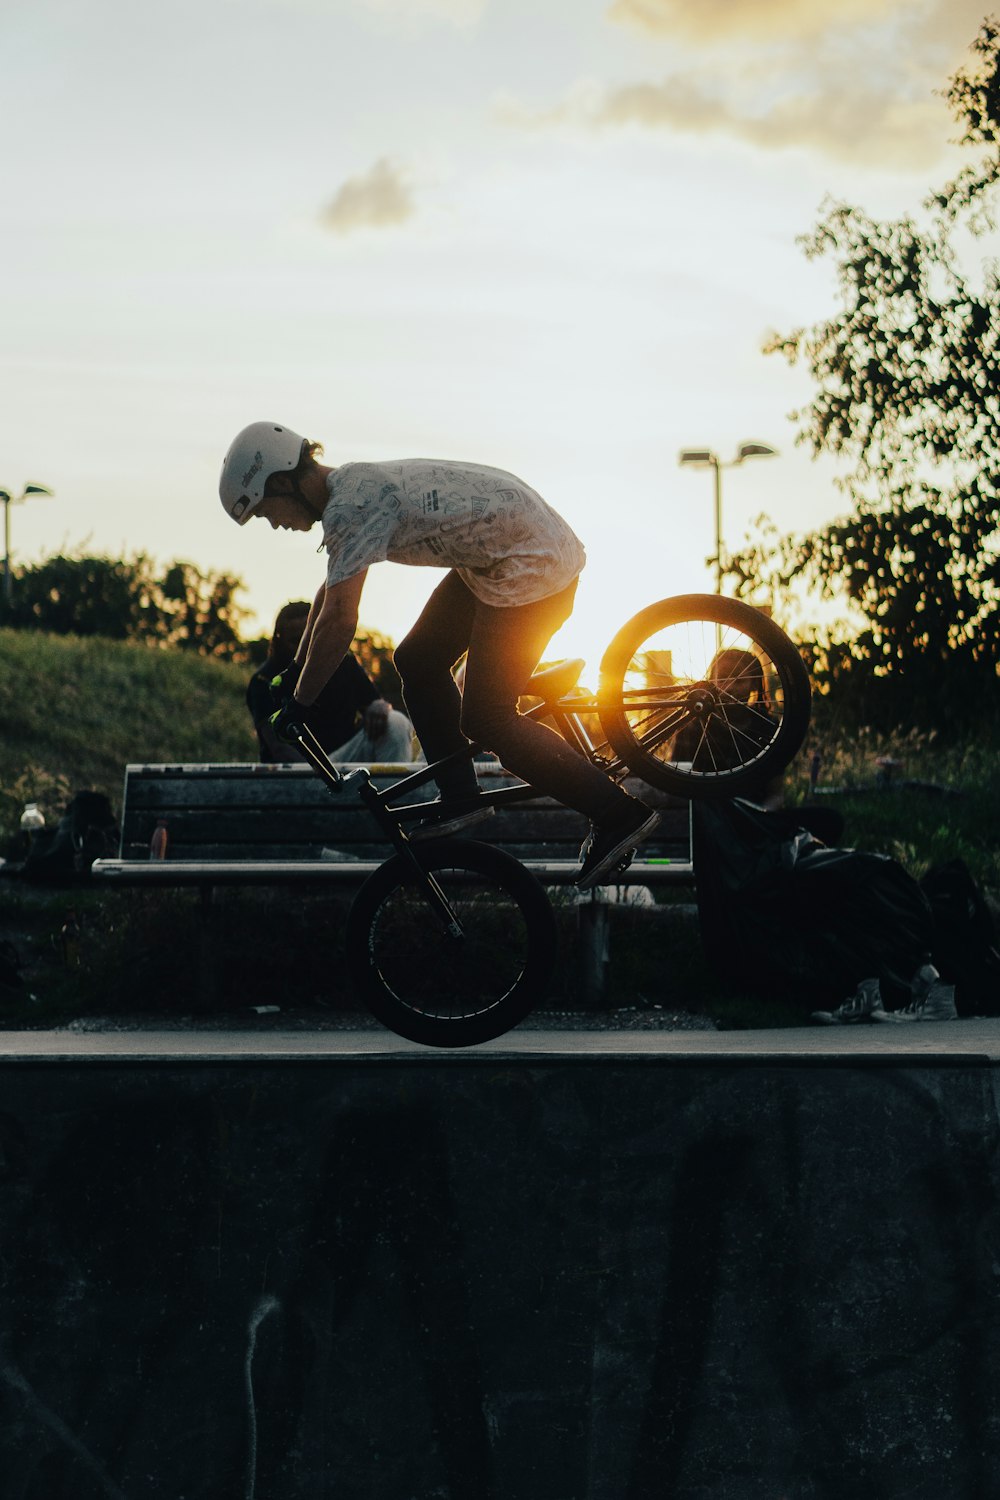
left=0, top=628, right=256, bottom=835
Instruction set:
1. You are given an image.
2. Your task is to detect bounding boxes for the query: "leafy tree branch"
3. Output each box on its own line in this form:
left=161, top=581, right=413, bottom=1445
left=731, top=16, right=1000, bottom=730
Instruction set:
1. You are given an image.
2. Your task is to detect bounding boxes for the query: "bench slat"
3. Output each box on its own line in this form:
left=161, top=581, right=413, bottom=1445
left=96, top=761, right=695, bottom=886
left=93, top=858, right=694, bottom=886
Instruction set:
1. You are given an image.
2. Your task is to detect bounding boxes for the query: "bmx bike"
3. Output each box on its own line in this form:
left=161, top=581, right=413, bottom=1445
left=281, top=593, right=811, bottom=1048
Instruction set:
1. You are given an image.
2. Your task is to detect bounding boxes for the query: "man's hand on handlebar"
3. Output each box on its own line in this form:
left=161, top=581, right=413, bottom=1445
left=269, top=698, right=309, bottom=744
left=268, top=660, right=302, bottom=708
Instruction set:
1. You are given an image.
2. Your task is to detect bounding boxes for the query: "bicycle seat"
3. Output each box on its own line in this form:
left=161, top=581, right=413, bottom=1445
left=526, top=658, right=586, bottom=702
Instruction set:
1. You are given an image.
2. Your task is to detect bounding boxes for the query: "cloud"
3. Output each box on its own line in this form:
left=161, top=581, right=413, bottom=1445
left=592, top=70, right=949, bottom=169
left=321, top=158, right=415, bottom=234
left=607, top=0, right=902, bottom=42
left=505, top=0, right=990, bottom=169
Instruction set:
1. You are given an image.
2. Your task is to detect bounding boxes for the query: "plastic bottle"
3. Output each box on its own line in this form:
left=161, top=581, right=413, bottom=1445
left=149, top=820, right=169, bottom=860
left=19, top=802, right=45, bottom=836
left=18, top=802, right=46, bottom=861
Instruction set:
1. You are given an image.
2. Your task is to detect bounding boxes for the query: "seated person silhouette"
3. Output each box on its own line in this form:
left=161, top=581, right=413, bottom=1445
left=674, top=647, right=842, bottom=845
left=247, top=600, right=416, bottom=765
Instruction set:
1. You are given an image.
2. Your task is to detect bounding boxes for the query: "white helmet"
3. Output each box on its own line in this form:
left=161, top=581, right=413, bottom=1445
left=219, top=422, right=306, bottom=525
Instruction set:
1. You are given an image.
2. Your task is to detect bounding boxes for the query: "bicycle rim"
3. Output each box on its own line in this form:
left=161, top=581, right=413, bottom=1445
left=345, top=840, right=557, bottom=1047
left=597, top=594, right=811, bottom=798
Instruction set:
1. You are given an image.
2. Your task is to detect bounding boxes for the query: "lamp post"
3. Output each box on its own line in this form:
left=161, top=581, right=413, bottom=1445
left=1, top=483, right=54, bottom=609
left=678, top=442, right=777, bottom=594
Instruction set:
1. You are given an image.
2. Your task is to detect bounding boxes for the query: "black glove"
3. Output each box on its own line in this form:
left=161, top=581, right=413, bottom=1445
left=269, top=698, right=309, bottom=745
left=268, top=660, right=302, bottom=708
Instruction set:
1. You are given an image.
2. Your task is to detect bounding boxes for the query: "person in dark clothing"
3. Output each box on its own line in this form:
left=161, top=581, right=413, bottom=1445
left=248, top=601, right=414, bottom=765
left=674, top=647, right=843, bottom=846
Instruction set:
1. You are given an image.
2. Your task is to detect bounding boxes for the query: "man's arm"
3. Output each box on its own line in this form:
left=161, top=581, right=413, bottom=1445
left=293, top=584, right=325, bottom=668
left=294, top=571, right=368, bottom=707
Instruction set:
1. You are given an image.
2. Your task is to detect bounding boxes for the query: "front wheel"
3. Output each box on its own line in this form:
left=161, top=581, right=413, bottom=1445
left=345, top=839, right=557, bottom=1047
left=597, top=594, right=811, bottom=799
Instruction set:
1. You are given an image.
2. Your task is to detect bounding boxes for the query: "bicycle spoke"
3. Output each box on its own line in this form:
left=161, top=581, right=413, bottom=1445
left=347, top=841, right=556, bottom=1046
left=598, top=594, right=810, bottom=798
left=368, top=869, right=532, bottom=1022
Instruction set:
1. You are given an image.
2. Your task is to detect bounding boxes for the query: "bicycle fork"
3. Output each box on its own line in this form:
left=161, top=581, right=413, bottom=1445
left=285, top=720, right=466, bottom=939
left=352, top=775, right=465, bottom=939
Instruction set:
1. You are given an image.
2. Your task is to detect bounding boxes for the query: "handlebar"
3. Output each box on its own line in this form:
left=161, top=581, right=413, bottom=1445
left=282, top=720, right=350, bottom=791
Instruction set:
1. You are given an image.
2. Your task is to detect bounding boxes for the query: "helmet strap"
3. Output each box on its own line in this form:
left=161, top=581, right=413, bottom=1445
left=267, top=473, right=324, bottom=523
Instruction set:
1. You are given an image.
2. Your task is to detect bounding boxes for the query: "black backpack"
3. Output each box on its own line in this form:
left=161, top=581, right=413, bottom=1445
left=21, top=791, right=119, bottom=884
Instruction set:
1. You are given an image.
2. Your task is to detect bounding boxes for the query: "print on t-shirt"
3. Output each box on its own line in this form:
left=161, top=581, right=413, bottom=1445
left=322, top=459, right=586, bottom=606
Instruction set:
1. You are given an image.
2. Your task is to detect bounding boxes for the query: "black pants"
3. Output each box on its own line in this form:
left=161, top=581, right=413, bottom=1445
left=393, top=571, right=631, bottom=822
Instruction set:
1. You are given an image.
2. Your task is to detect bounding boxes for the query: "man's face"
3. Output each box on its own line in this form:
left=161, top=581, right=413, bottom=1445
left=255, top=494, right=314, bottom=532
left=277, top=613, right=308, bottom=652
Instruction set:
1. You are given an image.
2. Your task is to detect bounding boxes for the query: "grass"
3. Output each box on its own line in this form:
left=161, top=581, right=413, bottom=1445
left=783, top=724, right=1000, bottom=890
left=0, top=627, right=254, bottom=842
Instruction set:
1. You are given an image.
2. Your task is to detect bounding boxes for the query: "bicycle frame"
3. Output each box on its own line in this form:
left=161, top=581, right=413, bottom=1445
left=279, top=679, right=650, bottom=937
left=278, top=597, right=796, bottom=936
left=284, top=670, right=706, bottom=826
left=286, top=684, right=644, bottom=823
left=283, top=718, right=463, bottom=937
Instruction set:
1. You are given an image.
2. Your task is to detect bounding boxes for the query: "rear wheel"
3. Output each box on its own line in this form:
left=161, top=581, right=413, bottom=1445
left=597, top=594, right=811, bottom=798
left=345, top=839, right=557, bottom=1047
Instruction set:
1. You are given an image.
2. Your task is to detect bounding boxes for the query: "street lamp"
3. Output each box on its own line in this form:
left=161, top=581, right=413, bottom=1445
left=678, top=442, right=777, bottom=594
left=1, top=483, right=54, bottom=609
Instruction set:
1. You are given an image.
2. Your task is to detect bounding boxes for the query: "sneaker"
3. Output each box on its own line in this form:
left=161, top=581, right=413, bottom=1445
left=811, top=978, right=885, bottom=1025
left=408, top=798, right=496, bottom=842
left=874, top=964, right=958, bottom=1023
left=575, top=805, right=661, bottom=890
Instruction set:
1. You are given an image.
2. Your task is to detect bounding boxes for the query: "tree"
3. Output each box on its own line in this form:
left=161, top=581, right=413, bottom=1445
left=158, top=561, right=248, bottom=658
left=732, top=17, right=1000, bottom=730
left=6, top=551, right=251, bottom=660
left=7, top=554, right=163, bottom=641
left=352, top=626, right=405, bottom=708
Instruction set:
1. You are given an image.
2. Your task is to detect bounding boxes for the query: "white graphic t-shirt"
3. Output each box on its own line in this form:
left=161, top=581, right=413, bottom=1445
left=321, top=459, right=586, bottom=607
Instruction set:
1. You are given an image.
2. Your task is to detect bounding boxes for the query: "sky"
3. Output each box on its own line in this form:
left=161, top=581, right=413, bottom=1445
left=0, top=0, right=990, bottom=672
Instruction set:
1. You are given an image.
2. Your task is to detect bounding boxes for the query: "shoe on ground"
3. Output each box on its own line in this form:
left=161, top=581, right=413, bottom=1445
left=811, top=977, right=885, bottom=1025
left=575, top=806, right=661, bottom=890
left=874, top=964, right=958, bottom=1023
left=408, top=798, right=496, bottom=842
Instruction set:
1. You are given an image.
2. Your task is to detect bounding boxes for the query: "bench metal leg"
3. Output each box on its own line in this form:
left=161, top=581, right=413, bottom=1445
left=196, top=886, right=216, bottom=1010
left=576, top=890, right=610, bottom=1010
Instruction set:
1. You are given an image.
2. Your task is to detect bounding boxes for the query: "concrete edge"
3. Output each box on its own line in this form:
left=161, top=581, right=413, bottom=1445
left=0, top=1024, right=995, bottom=1066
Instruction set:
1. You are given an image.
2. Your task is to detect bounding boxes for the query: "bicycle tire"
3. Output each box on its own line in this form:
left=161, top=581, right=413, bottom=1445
left=597, top=594, right=811, bottom=799
left=345, top=839, right=557, bottom=1047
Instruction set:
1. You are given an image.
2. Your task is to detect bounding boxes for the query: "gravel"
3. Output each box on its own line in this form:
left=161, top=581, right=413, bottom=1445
left=56, top=1004, right=718, bottom=1034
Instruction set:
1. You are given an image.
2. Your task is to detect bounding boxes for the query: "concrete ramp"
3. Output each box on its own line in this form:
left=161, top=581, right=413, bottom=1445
left=0, top=1029, right=998, bottom=1499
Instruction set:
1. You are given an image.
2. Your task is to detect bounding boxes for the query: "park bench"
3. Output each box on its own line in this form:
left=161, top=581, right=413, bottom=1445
left=91, top=761, right=695, bottom=1005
